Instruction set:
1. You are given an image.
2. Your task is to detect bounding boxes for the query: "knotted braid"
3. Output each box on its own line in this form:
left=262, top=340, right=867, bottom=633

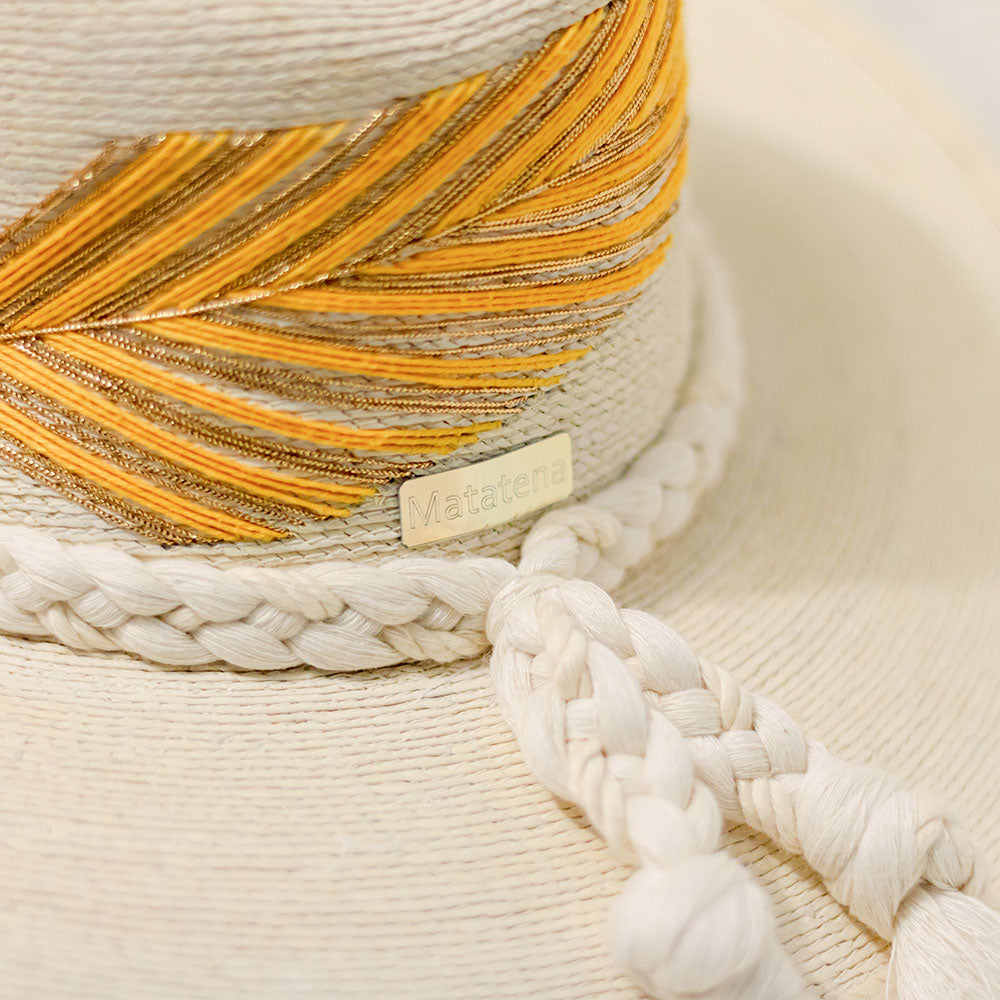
left=0, top=530, right=513, bottom=670
left=489, top=560, right=999, bottom=997
left=488, top=573, right=810, bottom=998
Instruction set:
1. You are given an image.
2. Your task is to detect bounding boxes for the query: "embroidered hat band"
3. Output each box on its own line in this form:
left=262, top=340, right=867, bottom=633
left=0, top=0, right=684, bottom=545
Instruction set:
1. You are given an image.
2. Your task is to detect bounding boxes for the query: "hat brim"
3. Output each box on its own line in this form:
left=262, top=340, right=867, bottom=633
left=3, top=0, right=999, bottom=996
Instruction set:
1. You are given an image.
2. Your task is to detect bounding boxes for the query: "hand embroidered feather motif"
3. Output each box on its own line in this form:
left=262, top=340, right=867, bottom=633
left=0, top=0, right=686, bottom=544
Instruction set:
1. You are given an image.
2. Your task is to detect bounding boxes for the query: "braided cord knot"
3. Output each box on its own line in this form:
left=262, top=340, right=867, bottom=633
left=491, top=536, right=1000, bottom=998
left=480, top=240, right=1000, bottom=993
left=488, top=572, right=810, bottom=998
left=795, top=751, right=984, bottom=940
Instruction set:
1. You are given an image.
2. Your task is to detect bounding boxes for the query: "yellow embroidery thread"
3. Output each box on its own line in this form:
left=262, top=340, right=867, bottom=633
left=0, top=0, right=686, bottom=544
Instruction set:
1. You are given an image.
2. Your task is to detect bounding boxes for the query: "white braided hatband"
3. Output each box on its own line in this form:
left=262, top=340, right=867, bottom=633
left=0, top=233, right=734, bottom=673
left=1, top=244, right=998, bottom=999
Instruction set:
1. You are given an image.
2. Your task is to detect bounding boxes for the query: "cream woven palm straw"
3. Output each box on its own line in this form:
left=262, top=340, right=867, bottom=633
left=2, top=0, right=1000, bottom=996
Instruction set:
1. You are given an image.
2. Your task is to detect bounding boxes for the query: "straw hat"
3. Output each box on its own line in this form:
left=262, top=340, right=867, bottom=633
left=1, top=0, right=998, bottom=997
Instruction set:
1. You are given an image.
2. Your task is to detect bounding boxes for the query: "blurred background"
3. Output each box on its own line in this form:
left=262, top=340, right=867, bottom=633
left=838, top=0, right=1000, bottom=150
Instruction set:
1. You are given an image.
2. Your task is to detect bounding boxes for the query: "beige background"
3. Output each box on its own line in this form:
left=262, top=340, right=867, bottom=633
left=837, top=0, right=1000, bottom=151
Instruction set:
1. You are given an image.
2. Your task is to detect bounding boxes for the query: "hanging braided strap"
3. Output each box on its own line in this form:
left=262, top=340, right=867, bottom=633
left=483, top=256, right=1000, bottom=997
left=488, top=567, right=1000, bottom=999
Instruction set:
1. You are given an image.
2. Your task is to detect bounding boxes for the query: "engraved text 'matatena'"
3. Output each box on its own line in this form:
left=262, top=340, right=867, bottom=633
left=398, top=433, right=573, bottom=547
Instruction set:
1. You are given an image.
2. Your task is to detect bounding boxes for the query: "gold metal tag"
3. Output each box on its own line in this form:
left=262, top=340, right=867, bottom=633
left=398, top=433, right=573, bottom=547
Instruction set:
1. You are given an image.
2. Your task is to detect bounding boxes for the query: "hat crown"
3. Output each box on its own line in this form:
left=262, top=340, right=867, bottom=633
left=0, top=0, right=607, bottom=228
left=0, top=0, right=693, bottom=561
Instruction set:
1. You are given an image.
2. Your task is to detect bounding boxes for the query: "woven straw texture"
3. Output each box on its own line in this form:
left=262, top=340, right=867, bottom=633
left=2, top=0, right=1000, bottom=998
left=0, top=0, right=606, bottom=227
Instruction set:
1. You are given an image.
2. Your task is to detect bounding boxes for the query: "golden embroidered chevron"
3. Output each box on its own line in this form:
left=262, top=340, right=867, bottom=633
left=0, top=0, right=687, bottom=544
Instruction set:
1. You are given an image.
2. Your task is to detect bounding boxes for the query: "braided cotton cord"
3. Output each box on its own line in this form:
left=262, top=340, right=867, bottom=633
left=1, top=239, right=998, bottom=997
left=0, top=233, right=728, bottom=676
left=488, top=574, right=1000, bottom=997
left=487, top=254, right=1000, bottom=996
left=0, top=383, right=720, bottom=672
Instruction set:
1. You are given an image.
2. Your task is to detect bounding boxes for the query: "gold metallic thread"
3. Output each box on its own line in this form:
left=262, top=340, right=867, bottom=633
left=0, top=0, right=686, bottom=544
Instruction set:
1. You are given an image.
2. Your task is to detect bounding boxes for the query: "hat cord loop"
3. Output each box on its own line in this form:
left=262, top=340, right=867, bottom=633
left=488, top=549, right=1000, bottom=998
left=483, top=254, right=1000, bottom=997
